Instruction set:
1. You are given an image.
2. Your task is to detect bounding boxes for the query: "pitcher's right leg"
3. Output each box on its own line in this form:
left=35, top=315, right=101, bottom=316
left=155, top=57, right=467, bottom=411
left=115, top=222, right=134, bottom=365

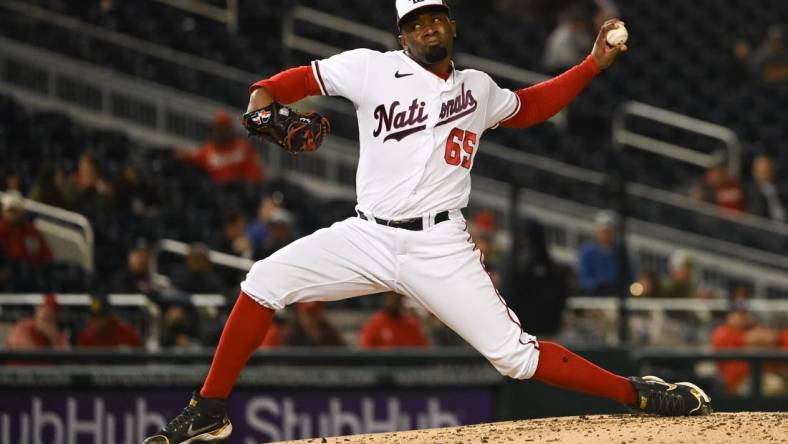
left=144, top=218, right=395, bottom=443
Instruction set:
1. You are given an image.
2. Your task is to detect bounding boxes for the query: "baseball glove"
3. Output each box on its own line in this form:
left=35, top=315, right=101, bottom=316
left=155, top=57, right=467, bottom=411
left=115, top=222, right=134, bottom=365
left=242, top=102, right=330, bottom=154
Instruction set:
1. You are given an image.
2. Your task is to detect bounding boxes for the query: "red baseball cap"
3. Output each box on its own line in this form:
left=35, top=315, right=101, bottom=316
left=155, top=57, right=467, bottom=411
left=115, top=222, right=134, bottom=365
left=396, top=0, right=450, bottom=29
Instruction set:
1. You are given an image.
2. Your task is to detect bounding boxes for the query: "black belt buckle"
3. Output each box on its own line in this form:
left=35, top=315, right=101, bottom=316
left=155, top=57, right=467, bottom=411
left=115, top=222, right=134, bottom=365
left=383, top=217, right=421, bottom=230
left=358, top=210, right=448, bottom=231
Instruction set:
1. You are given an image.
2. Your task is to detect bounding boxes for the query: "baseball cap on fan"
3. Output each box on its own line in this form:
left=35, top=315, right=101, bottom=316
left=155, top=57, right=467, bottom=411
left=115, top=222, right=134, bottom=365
left=396, top=0, right=450, bottom=30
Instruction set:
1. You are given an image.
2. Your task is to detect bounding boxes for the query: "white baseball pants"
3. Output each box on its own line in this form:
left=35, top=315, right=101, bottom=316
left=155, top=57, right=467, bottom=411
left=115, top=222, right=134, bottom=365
left=240, top=211, right=540, bottom=379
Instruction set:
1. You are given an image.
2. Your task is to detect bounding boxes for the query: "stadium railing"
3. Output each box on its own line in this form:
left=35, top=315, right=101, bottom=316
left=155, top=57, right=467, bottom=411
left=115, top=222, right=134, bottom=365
left=613, top=101, right=743, bottom=176
left=149, top=238, right=254, bottom=287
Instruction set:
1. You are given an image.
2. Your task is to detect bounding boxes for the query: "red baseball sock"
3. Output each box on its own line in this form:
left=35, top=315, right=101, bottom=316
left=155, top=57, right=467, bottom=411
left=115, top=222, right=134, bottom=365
left=200, top=292, right=274, bottom=399
left=532, top=341, right=636, bottom=406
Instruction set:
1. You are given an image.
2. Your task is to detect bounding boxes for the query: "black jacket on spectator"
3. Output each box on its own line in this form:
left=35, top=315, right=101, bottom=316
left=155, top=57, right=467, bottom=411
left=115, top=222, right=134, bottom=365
left=500, top=222, right=570, bottom=336
left=171, top=267, right=226, bottom=295
left=745, top=182, right=788, bottom=222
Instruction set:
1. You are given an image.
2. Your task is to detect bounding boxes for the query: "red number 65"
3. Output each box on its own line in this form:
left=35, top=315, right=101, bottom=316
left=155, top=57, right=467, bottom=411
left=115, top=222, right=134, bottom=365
left=444, top=128, right=478, bottom=169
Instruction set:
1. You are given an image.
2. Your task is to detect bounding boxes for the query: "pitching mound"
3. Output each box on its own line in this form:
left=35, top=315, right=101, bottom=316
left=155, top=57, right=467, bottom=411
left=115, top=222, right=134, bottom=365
left=276, top=412, right=787, bottom=444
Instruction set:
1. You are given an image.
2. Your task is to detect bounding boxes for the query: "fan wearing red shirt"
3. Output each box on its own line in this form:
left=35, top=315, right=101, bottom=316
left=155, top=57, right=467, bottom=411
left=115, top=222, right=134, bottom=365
left=704, top=163, right=745, bottom=213
left=711, top=307, right=780, bottom=393
left=0, top=192, right=52, bottom=267
left=177, top=112, right=265, bottom=184
left=77, top=295, right=143, bottom=348
left=6, top=294, right=68, bottom=350
left=359, top=292, right=428, bottom=348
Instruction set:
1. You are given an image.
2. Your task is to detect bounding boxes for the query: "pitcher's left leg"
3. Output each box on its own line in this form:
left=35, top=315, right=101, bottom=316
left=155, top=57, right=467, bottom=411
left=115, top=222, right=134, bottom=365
left=397, top=221, right=710, bottom=415
left=397, top=221, right=540, bottom=379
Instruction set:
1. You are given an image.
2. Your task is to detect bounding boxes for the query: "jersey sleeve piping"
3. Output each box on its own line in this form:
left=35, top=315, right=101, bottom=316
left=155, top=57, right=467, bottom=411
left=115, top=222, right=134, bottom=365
left=489, top=93, right=522, bottom=130
left=311, top=60, right=328, bottom=96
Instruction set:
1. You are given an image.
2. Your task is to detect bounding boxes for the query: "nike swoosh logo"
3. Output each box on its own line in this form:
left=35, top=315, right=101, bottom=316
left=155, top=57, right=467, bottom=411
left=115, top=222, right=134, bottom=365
left=395, top=71, right=414, bottom=78
left=187, top=423, right=218, bottom=436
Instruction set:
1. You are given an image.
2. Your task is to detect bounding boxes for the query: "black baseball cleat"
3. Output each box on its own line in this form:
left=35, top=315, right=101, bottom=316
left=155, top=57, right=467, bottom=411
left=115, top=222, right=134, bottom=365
left=143, top=392, right=232, bottom=444
left=628, top=376, right=712, bottom=416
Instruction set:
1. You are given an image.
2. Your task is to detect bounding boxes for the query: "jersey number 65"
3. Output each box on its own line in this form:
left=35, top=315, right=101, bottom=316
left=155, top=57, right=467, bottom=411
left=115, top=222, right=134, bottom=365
left=444, top=128, right=478, bottom=170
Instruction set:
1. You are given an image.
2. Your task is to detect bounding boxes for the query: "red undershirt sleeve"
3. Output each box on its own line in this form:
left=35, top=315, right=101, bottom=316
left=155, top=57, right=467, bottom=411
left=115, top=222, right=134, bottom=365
left=501, top=55, right=601, bottom=129
left=249, top=65, right=322, bottom=105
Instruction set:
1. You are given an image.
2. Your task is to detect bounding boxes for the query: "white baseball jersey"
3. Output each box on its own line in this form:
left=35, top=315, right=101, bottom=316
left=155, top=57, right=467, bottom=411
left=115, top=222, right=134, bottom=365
left=311, top=49, right=520, bottom=219
left=242, top=48, right=540, bottom=382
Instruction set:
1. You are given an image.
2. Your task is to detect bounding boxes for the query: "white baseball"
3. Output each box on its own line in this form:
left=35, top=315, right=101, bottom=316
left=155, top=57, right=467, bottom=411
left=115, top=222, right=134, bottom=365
left=606, top=25, right=628, bottom=46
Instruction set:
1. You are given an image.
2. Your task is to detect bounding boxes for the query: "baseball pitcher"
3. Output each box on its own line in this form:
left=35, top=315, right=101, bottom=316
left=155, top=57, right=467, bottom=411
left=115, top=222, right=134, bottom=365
left=145, top=1, right=711, bottom=442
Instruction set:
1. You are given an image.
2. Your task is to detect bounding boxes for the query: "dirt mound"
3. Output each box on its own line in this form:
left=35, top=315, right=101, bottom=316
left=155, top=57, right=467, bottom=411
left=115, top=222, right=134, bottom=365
left=276, top=412, right=787, bottom=444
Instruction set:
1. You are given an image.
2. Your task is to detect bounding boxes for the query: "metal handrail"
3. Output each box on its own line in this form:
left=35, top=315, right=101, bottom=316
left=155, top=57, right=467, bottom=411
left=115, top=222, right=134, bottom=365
left=568, top=296, right=788, bottom=312
left=150, top=239, right=255, bottom=282
left=613, top=101, right=743, bottom=175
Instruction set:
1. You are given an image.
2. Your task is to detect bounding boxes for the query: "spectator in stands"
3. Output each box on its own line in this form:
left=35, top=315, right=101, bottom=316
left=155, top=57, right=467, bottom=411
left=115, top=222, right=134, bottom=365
left=711, top=301, right=782, bottom=395
left=258, top=208, right=296, bottom=259
left=501, top=221, right=570, bottom=336
left=280, top=302, right=345, bottom=347
left=0, top=191, right=53, bottom=268
left=703, top=162, right=745, bottom=214
left=542, top=3, right=594, bottom=73
left=175, top=111, right=265, bottom=185
left=214, top=211, right=255, bottom=259
left=113, top=162, right=159, bottom=218
left=76, top=294, right=143, bottom=348
left=161, top=302, right=201, bottom=348
left=659, top=250, right=697, bottom=298
left=246, top=193, right=284, bottom=255
left=5, top=294, right=68, bottom=350
left=746, top=154, right=787, bottom=222
left=62, top=150, right=114, bottom=214
left=110, top=241, right=157, bottom=295
left=750, top=26, right=788, bottom=84
left=577, top=210, right=632, bottom=295
left=358, top=292, right=429, bottom=348
left=171, top=243, right=226, bottom=295
left=28, top=164, right=67, bottom=208
left=731, top=38, right=755, bottom=83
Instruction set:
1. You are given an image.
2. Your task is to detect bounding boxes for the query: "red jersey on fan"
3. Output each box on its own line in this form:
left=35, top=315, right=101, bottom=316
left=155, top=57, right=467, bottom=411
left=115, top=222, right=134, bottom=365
left=183, top=112, right=265, bottom=184
left=358, top=311, right=429, bottom=348
left=0, top=219, right=53, bottom=266
left=186, top=137, right=264, bottom=184
left=77, top=315, right=143, bottom=348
